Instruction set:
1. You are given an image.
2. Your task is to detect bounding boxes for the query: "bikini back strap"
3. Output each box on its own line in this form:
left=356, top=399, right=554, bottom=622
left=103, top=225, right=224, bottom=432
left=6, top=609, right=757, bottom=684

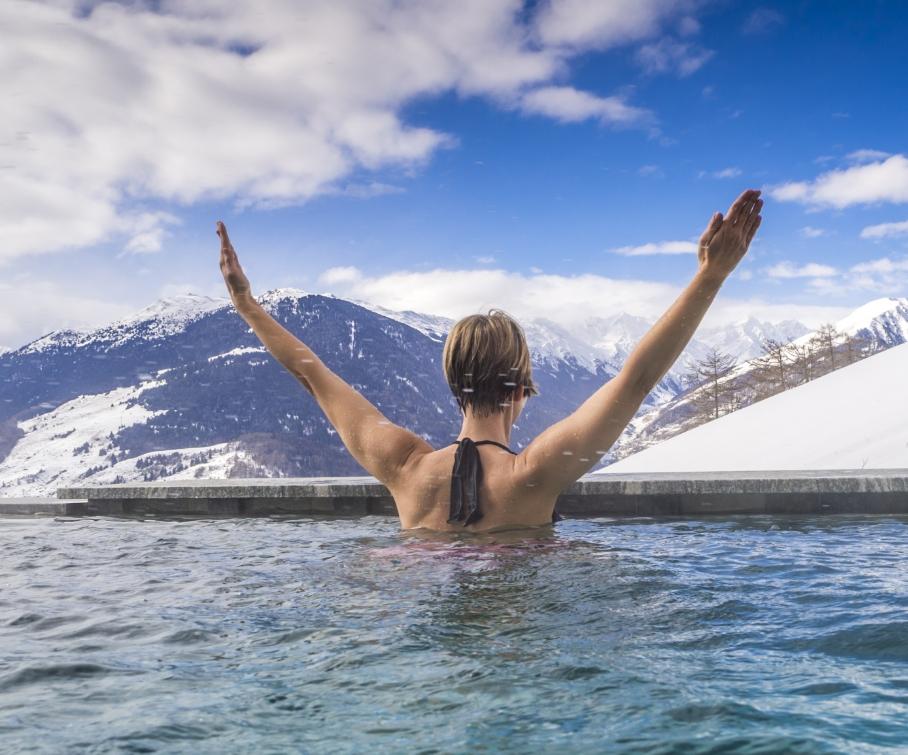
left=448, top=437, right=484, bottom=526
left=472, top=439, right=517, bottom=454
left=448, top=437, right=563, bottom=525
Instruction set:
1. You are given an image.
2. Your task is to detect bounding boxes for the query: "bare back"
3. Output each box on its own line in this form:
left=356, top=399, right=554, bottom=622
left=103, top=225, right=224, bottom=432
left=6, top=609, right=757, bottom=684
left=388, top=443, right=557, bottom=531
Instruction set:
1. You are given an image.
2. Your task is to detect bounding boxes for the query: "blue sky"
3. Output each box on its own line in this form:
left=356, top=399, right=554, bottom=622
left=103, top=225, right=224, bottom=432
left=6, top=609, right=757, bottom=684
left=2, top=0, right=908, bottom=349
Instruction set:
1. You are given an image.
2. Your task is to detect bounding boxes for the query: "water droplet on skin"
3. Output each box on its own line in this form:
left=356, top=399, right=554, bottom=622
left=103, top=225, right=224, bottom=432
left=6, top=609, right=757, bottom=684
left=562, top=450, right=573, bottom=456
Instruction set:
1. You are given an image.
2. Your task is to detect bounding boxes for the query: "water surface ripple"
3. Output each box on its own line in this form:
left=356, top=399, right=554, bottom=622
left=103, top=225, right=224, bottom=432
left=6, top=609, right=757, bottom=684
left=1, top=515, right=907, bottom=753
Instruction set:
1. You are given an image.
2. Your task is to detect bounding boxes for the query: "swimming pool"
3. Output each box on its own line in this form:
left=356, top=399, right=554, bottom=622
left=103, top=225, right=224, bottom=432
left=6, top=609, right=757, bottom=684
left=1, top=515, right=906, bottom=752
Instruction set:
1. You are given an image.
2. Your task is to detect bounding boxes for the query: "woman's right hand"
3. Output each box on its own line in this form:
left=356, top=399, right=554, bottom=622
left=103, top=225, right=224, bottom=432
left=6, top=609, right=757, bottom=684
left=697, top=189, right=763, bottom=280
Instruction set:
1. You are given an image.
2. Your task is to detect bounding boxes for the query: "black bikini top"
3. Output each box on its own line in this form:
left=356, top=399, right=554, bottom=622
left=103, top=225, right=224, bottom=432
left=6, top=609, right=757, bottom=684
left=448, top=437, right=563, bottom=527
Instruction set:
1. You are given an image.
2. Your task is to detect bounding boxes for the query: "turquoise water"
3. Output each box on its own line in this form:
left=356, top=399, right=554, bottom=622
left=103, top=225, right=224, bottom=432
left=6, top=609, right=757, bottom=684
left=1, top=515, right=907, bottom=753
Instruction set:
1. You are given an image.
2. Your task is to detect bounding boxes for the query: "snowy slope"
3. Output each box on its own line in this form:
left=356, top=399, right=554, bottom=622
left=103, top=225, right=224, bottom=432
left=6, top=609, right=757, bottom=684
left=21, top=293, right=230, bottom=354
left=698, top=316, right=810, bottom=361
left=598, top=341, right=908, bottom=472
left=819, top=296, right=908, bottom=346
left=0, top=378, right=168, bottom=496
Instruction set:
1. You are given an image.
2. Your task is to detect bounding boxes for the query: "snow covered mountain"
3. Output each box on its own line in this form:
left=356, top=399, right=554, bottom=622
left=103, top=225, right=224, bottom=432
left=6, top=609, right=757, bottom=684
left=598, top=341, right=908, bottom=472
left=697, top=316, right=810, bottom=361
left=0, top=290, right=619, bottom=496
left=0, top=287, right=820, bottom=496
left=602, top=296, right=908, bottom=467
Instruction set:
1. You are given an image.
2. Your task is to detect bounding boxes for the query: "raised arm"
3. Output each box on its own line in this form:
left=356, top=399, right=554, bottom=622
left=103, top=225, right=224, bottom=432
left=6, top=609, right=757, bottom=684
left=216, top=221, right=432, bottom=485
left=519, top=189, right=763, bottom=493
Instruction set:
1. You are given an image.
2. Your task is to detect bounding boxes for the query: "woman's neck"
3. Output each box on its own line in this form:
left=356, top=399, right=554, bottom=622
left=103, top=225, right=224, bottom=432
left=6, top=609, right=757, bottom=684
left=457, top=409, right=513, bottom=446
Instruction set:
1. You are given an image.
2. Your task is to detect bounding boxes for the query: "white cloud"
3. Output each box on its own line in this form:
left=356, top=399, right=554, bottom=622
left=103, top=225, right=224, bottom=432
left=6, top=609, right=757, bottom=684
left=534, top=0, right=694, bottom=50
left=315, top=264, right=852, bottom=331
left=611, top=240, right=698, bottom=256
left=0, top=277, right=134, bottom=351
left=678, top=16, right=701, bottom=36
left=635, top=37, right=714, bottom=76
left=318, top=266, right=363, bottom=285
left=699, top=167, right=741, bottom=179
left=860, top=220, right=908, bottom=239
left=638, top=164, right=663, bottom=177
left=741, top=8, right=785, bottom=35
left=850, top=257, right=908, bottom=274
left=847, top=149, right=892, bottom=164
left=765, top=262, right=838, bottom=279
left=770, top=154, right=908, bottom=208
left=520, top=86, right=651, bottom=126
left=3, top=0, right=703, bottom=265
left=319, top=266, right=680, bottom=326
left=800, top=226, right=827, bottom=238
left=119, top=211, right=183, bottom=255
left=474, top=256, right=497, bottom=265
left=843, top=257, right=908, bottom=295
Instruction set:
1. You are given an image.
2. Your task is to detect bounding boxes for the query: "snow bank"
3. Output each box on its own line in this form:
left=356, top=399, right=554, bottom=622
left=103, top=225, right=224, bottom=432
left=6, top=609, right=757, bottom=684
left=598, top=342, right=908, bottom=472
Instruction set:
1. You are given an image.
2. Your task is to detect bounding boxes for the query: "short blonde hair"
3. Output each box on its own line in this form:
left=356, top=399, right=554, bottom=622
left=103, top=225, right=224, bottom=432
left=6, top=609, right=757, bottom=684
left=442, top=309, right=538, bottom=416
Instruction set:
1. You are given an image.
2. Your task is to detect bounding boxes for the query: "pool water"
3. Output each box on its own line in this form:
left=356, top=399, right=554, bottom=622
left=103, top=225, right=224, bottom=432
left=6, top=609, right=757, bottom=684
left=1, top=515, right=907, bottom=753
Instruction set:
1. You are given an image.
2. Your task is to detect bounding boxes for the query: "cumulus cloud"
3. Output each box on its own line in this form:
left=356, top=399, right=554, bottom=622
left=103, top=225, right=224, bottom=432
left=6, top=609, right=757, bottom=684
left=1, top=0, right=706, bottom=265
left=611, top=240, right=698, bottom=256
left=0, top=277, right=134, bottom=351
left=314, top=264, right=850, bottom=331
left=792, top=256, right=908, bottom=298
left=842, top=256, right=908, bottom=295
left=520, top=86, right=651, bottom=126
left=534, top=0, right=696, bottom=50
left=800, top=226, right=827, bottom=238
left=119, top=211, right=183, bottom=255
left=860, top=220, right=908, bottom=239
left=769, top=154, right=908, bottom=208
left=319, top=266, right=680, bottom=327
left=850, top=257, right=908, bottom=274
left=765, top=262, right=838, bottom=279
left=635, top=37, right=714, bottom=76
left=318, top=266, right=363, bottom=286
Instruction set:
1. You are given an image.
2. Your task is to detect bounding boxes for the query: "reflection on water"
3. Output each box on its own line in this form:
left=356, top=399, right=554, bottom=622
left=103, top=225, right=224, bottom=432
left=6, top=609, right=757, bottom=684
left=1, top=514, right=907, bottom=753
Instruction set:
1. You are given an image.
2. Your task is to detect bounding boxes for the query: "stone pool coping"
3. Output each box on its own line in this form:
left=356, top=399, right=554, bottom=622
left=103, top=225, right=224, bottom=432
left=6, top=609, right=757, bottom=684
left=0, top=469, right=906, bottom=518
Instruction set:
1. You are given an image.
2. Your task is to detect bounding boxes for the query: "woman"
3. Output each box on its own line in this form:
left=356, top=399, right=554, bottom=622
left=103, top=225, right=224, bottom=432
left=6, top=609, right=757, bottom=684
left=216, top=189, right=762, bottom=531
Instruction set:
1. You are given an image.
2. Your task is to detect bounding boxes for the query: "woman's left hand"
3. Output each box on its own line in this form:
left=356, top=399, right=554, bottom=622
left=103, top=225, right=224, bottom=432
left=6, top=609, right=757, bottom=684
left=216, top=221, right=252, bottom=302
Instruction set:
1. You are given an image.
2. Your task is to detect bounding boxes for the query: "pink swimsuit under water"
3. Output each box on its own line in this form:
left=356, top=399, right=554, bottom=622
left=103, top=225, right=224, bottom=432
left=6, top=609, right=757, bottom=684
left=447, top=438, right=563, bottom=526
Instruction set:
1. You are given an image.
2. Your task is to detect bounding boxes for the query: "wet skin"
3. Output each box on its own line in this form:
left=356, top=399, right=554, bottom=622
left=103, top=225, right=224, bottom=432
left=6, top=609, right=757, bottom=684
left=216, top=189, right=763, bottom=531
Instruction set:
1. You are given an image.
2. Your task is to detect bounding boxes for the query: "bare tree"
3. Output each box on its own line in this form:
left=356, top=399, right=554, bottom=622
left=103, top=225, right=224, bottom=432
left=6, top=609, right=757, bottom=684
left=682, top=346, right=739, bottom=422
left=786, top=340, right=819, bottom=384
left=843, top=331, right=877, bottom=364
left=809, top=322, right=842, bottom=374
left=750, top=338, right=792, bottom=399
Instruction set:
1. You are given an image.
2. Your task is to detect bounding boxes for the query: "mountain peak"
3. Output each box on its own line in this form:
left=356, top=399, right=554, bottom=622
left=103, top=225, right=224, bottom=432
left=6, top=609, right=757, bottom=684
left=257, top=287, right=312, bottom=305
left=128, top=292, right=229, bottom=323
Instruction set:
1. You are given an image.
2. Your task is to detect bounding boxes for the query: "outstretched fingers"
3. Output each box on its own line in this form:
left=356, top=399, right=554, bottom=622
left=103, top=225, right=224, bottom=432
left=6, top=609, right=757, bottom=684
left=726, top=189, right=760, bottom=226
left=700, top=211, right=724, bottom=246
left=743, top=198, right=763, bottom=234
left=216, top=221, right=238, bottom=262
left=746, top=214, right=762, bottom=245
